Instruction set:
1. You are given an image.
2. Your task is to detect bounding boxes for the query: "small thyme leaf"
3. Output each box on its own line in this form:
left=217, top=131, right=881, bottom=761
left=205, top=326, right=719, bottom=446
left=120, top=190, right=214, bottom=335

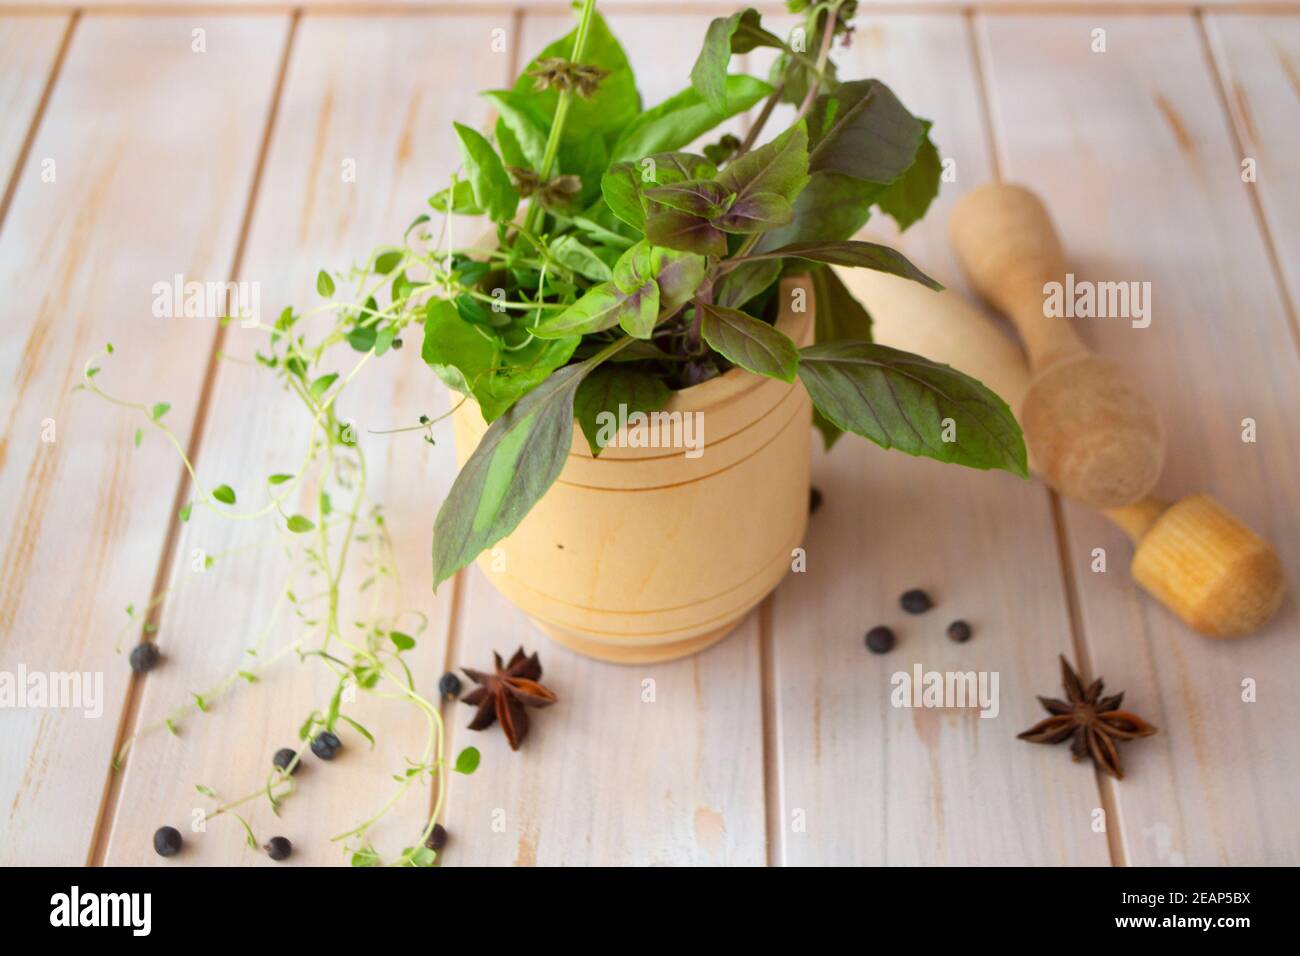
left=454, top=746, right=481, bottom=775
left=286, top=515, right=315, bottom=534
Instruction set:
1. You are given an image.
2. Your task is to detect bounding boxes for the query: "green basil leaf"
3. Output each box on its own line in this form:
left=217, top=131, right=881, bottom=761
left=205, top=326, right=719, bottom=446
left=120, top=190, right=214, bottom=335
left=645, top=206, right=726, bottom=257
left=432, top=358, right=598, bottom=589
left=428, top=179, right=481, bottom=216
left=757, top=171, right=882, bottom=247
left=699, top=302, right=799, bottom=382
left=642, top=178, right=732, bottom=218
left=810, top=266, right=873, bottom=344
left=744, top=240, right=940, bottom=290
left=806, top=80, right=925, bottom=184
left=475, top=334, right=580, bottom=422
left=601, top=153, right=719, bottom=232
left=316, top=270, right=335, bottom=298
left=549, top=235, right=613, bottom=282
left=653, top=247, right=707, bottom=314
left=714, top=258, right=780, bottom=309
left=618, top=280, right=659, bottom=339
left=714, top=191, right=792, bottom=233
left=612, top=240, right=657, bottom=293
left=574, top=365, right=671, bottom=455
left=562, top=211, right=637, bottom=249
left=797, top=342, right=1028, bottom=475
left=600, top=164, right=647, bottom=231
left=533, top=282, right=625, bottom=338
left=481, top=90, right=549, bottom=169
left=286, top=514, right=315, bottom=534
left=212, top=484, right=236, bottom=505
left=875, top=123, right=942, bottom=232
left=812, top=407, right=844, bottom=452
left=718, top=122, right=809, bottom=206
left=452, top=122, right=519, bottom=223
left=512, top=12, right=640, bottom=141
left=389, top=630, right=416, bottom=651
left=611, top=76, right=772, bottom=163
left=729, top=8, right=785, bottom=54
left=421, top=298, right=499, bottom=400
left=691, top=9, right=784, bottom=113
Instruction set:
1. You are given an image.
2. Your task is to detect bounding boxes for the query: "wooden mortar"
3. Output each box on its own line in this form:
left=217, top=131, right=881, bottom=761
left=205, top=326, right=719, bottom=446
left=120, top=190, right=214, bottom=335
left=449, top=278, right=814, bottom=664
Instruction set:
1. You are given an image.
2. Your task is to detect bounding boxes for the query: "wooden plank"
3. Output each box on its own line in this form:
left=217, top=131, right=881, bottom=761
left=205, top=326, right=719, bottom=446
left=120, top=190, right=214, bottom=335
left=0, top=15, right=68, bottom=201
left=99, top=13, right=513, bottom=865
left=1204, top=14, right=1300, bottom=328
left=3, top=2, right=1294, bottom=12
left=978, top=13, right=1300, bottom=865
left=0, top=15, right=287, bottom=866
left=437, top=9, right=769, bottom=867
left=765, top=14, right=1110, bottom=866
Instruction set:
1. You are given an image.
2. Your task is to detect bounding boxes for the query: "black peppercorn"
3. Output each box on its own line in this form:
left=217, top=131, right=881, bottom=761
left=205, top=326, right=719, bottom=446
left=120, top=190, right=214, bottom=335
left=311, top=731, right=341, bottom=761
left=129, top=642, right=161, bottom=673
left=864, top=626, right=896, bottom=654
left=424, top=823, right=448, bottom=851
left=153, top=826, right=182, bottom=858
left=947, top=620, right=973, bottom=643
left=900, top=589, right=933, bottom=614
left=439, top=672, right=462, bottom=701
left=272, top=747, right=300, bottom=774
left=264, top=836, right=292, bottom=861
left=809, top=486, right=823, bottom=514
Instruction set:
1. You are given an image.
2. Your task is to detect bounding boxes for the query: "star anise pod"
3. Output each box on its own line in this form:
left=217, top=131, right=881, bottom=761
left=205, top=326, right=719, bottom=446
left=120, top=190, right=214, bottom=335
left=461, top=647, right=557, bottom=751
left=1018, top=655, right=1157, bottom=780
left=527, top=57, right=609, bottom=98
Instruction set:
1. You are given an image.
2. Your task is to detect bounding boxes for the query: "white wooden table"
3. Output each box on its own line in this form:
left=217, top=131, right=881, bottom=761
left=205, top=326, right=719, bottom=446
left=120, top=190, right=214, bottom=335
left=1, top=1, right=1297, bottom=866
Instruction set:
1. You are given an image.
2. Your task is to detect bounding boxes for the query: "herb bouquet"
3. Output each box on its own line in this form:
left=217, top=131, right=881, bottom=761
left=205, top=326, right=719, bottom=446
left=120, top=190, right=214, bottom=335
left=408, top=0, right=1029, bottom=660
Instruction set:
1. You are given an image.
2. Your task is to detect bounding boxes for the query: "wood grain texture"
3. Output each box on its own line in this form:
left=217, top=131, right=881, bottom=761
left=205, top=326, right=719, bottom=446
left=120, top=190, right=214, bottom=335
left=2, top=2, right=1293, bottom=11
left=98, top=13, right=514, bottom=865
left=0, top=16, right=68, bottom=198
left=0, top=15, right=288, bottom=866
left=1204, top=14, right=1300, bottom=330
left=978, top=12, right=1300, bottom=865
left=435, top=9, right=769, bottom=866
left=765, top=15, right=1111, bottom=867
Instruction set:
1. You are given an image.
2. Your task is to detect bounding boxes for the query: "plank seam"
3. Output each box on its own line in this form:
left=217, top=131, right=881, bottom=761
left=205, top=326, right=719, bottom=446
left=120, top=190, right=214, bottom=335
left=758, top=595, right=781, bottom=867
left=85, top=9, right=302, bottom=867
left=967, top=9, right=1124, bottom=867
left=0, top=12, right=78, bottom=240
left=431, top=5, right=524, bottom=861
left=1195, top=11, right=1300, bottom=359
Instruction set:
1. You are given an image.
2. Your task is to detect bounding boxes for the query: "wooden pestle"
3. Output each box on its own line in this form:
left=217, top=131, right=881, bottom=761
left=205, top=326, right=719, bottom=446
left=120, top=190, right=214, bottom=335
left=948, top=183, right=1166, bottom=509
left=839, top=268, right=1286, bottom=638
